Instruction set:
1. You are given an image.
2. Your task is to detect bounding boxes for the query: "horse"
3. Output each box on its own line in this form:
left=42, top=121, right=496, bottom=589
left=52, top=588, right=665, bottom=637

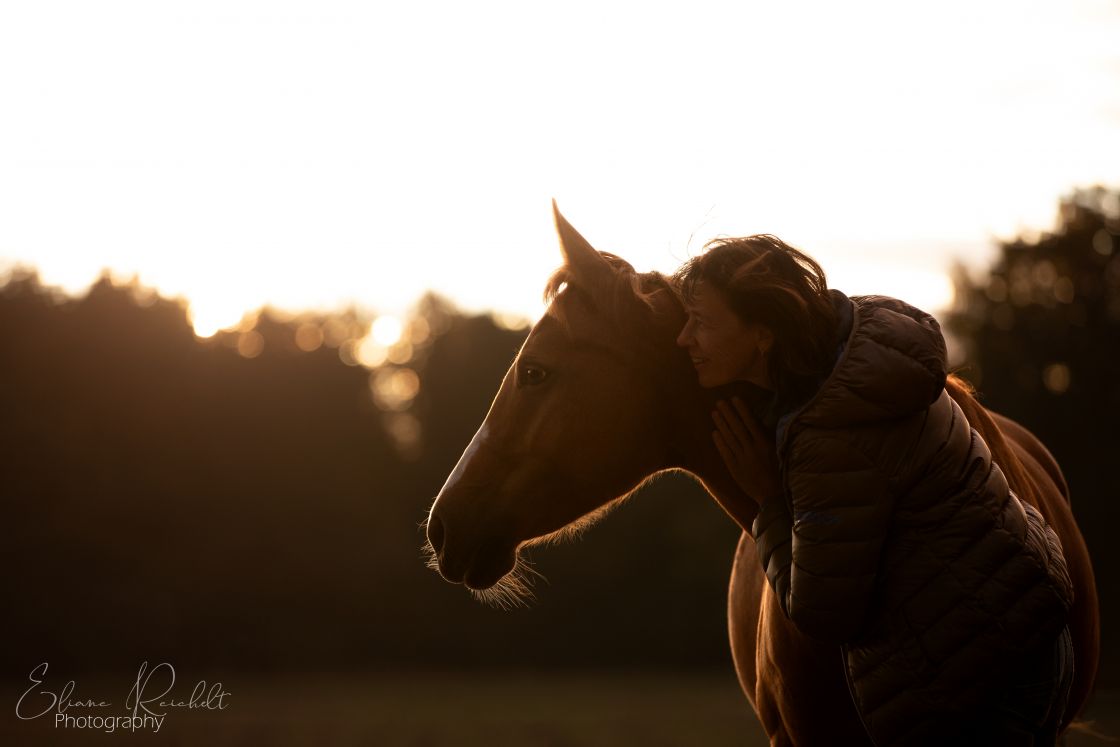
left=423, top=204, right=1100, bottom=745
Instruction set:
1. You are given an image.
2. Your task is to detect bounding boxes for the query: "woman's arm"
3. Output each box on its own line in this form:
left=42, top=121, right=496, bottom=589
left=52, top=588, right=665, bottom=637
left=715, top=400, right=893, bottom=643
left=778, top=433, right=892, bottom=642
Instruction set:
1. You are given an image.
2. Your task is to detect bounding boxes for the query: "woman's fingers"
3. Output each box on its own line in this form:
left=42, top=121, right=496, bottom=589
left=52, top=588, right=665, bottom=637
left=715, top=428, right=758, bottom=499
left=713, top=430, right=733, bottom=466
left=730, top=396, right=767, bottom=444
left=712, top=408, right=741, bottom=455
left=714, top=430, right=748, bottom=489
left=716, top=400, right=752, bottom=449
left=713, top=398, right=779, bottom=505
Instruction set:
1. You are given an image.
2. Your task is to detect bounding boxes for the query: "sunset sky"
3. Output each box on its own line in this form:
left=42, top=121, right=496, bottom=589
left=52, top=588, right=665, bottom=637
left=1, top=0, right=1118, bottom=336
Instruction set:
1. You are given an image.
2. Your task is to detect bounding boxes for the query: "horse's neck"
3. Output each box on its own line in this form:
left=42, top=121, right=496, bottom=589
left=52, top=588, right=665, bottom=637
left=665, top=386, right=761, bottom=532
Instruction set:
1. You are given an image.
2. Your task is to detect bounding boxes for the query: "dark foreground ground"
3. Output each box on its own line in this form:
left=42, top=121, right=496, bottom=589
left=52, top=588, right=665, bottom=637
left=3, top=671, right=1117, bottom=746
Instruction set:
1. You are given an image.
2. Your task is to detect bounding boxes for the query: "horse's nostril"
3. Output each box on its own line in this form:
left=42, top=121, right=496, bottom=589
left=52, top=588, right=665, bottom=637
left=427, top=513, right=445, bottom=555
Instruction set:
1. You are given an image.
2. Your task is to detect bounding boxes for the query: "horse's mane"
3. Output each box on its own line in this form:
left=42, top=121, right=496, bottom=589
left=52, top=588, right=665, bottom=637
left=944, top=374, right=1041, bottom=508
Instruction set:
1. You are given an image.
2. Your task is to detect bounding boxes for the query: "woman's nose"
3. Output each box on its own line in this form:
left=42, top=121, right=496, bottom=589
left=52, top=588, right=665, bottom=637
left=676, top=324, right=692, bottom=348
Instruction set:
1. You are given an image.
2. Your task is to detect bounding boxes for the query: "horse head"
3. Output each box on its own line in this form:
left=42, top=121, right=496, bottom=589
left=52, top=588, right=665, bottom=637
left=424, top=204, right=759, bottom=606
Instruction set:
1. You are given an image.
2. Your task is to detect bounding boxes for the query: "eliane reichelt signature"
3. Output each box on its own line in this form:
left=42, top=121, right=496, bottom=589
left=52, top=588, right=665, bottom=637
left=16, top=661, right=230, bottom=730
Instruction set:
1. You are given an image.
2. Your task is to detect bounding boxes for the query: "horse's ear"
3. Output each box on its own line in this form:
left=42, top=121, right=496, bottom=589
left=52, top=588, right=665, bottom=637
left=552, top=200, right=611, bottom=285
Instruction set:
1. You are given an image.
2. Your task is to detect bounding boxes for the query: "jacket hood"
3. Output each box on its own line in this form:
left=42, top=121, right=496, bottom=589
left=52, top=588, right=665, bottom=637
left=797, top=294, right=947, bottom=427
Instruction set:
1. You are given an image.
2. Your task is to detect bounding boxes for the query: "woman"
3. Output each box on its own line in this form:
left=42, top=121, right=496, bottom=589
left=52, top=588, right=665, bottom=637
left=673, top=236, right=1075, bottom=746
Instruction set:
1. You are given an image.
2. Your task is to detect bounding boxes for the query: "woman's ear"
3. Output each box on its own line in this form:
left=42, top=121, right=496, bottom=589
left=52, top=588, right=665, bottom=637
left=758, top=326, right=774, bottom=356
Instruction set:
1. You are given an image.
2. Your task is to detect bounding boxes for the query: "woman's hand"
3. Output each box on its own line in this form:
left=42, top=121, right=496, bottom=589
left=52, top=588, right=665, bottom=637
left=712, top=397, right=783, bottom=504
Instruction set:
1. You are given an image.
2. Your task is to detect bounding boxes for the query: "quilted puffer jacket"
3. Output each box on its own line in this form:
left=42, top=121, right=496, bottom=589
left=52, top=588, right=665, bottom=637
left=751, top=292, right=1074, bottom=746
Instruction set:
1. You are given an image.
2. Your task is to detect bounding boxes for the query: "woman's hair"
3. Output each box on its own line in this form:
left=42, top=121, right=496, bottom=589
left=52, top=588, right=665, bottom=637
left=673, top=235, right=840, bottom=406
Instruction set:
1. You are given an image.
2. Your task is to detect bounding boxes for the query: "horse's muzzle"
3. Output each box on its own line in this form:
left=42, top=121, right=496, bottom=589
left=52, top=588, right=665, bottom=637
left=427, top=512, right=446, bottom=556
left=426, top=512, right=468, bottom=584
left=426, top=507, right=518, bottom=590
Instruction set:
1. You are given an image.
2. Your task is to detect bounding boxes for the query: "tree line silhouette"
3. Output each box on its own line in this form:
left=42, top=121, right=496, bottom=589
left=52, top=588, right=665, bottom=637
left=1, top=186, right=1116, bottom=685
left=0, top=268, right=740, bottom=678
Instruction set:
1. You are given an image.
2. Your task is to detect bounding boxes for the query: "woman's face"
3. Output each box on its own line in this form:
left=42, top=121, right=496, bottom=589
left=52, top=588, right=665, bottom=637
left=676, top=283, right=773, bottom=389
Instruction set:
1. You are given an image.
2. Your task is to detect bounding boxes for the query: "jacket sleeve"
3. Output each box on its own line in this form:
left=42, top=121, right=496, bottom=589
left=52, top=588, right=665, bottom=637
left=751, top=432, right=893, bottom=643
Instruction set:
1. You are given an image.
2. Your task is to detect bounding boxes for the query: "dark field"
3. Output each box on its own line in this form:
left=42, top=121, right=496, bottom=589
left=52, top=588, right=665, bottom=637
left=4, top=672, right=1118, bottom=746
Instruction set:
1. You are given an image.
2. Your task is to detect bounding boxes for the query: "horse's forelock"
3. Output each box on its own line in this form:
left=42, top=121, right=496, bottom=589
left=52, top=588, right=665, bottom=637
left=542, top=255, right=678, bottom=337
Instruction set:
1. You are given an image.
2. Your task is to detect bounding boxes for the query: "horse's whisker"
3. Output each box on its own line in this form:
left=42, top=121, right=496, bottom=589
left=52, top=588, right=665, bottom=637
left=420, top=539, right=546, bottom=611
left=420, top=539, right=440, bottom=572
left=468, top=553, right=545, bottom=611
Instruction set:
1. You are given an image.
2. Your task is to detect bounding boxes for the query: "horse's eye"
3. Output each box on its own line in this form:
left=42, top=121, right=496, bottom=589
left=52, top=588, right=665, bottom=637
left=519, top=365, right=549, bottom=387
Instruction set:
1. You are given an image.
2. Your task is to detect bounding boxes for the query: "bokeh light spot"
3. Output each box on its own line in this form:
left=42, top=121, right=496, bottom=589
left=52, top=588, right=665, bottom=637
left=338, top=339, right=360, bottom=366
left=355, top=335, right=388, bottom=368
left=985, top=276, right=1008, bottom=303
left=408, top=317, right=431, bottom=346
left=1032, top=261, right=1057, bottom=288
left=189, top=300, right=247, bottom=339
left=387, top=340, right=413, bottom=365
left=370, top=367, right=420, bottom=411
left=295, top=322, right=324, bottom=352
left=493, top=312, right=531, bottom=331
left=1042, top=363, right=1071, bottom=394
left=372, top=315, right=403, bottom=347
left=383, top=412, right=422, bottom=460
left=237, top=331, right=264, bottom=359
left=1053, top=277, right=1075, bottom=304
left=322, top=318, right=351, bottom=348
left=1093, top=229, right=1114, bottom=256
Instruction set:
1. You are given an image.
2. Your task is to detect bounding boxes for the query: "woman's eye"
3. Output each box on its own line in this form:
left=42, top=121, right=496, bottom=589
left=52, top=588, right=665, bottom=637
left=519, top=365, right=549, bottom=387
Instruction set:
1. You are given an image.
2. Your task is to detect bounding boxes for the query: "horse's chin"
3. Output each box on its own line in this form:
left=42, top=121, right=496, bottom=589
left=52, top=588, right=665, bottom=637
left=463, top=553, right=516, bottom=591
left=461, top=559, right=512, bottom=591
left=423, top=531, right=541, bottom=608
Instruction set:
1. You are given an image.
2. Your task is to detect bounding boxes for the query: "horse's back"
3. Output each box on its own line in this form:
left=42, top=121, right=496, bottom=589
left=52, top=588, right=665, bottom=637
left=945, top=378, right=1100, bottom=731
left=990, top=410, right=1069, bottom=503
